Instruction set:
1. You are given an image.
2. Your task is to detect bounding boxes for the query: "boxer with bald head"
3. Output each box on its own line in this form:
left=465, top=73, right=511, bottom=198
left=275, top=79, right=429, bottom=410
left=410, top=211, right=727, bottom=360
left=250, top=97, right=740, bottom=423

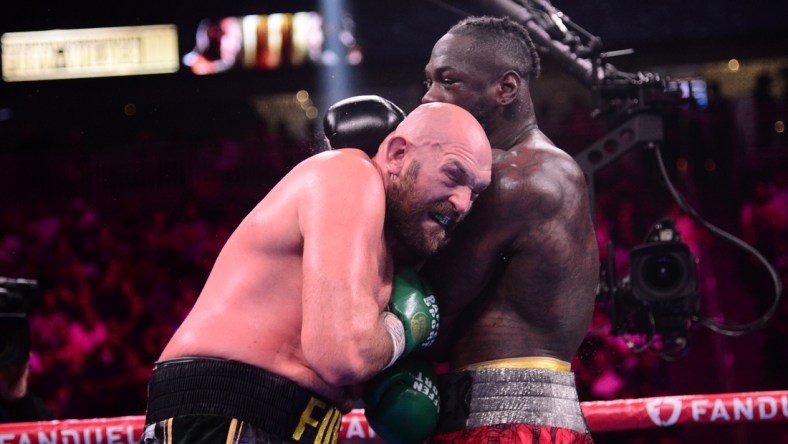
left=139, top=102, right=491, bottom=444
left=421, top=16, right=599, bottom=443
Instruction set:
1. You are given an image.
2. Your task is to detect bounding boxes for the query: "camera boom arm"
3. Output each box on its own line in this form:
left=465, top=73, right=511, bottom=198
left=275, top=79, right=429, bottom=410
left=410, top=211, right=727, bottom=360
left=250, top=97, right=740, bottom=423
left=477, top=0, right=676, bottom=109
left=477, top=0, right=601, bottom=87
left=572, top=112, right=664, bottom=216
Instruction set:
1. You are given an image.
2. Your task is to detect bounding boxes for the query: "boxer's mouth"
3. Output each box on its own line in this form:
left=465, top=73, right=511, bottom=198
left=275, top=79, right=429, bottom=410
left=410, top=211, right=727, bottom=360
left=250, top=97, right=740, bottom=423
left=429, top=211, right=453, bottom=228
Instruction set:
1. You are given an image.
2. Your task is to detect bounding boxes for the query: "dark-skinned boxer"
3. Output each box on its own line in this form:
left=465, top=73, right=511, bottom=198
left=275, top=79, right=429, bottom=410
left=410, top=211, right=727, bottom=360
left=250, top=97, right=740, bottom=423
left=421, top=16, right=599, bottom=444
left=325, top=15, right=600, bottom=444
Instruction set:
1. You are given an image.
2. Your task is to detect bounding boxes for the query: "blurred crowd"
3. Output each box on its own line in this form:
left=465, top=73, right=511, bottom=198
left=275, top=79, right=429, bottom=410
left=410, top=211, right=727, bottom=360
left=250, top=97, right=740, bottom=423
left=1, top=114, right=322, bottom=417
left=0, top=71, right=786, bottom=442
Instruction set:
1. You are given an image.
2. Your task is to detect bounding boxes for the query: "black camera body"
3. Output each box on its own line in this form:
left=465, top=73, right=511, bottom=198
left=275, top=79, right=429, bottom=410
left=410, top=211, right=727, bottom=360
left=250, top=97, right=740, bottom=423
left=0, top=278, right=37, bottom=367
left=630, top=241, right=697, bottom=304
left=604, top=218, right=699, bottom=352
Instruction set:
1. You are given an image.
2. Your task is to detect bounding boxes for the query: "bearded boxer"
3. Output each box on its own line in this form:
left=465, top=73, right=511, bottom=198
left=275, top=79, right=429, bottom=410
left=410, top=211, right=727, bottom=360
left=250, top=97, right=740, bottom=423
left=421, top=17, right=600, bottom=443
left=139, top=102, right=491, bottom=444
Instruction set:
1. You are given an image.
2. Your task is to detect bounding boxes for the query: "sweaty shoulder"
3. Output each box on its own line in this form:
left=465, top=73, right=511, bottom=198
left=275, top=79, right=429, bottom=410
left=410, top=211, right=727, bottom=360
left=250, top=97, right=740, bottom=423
left=298, top=148, right=378, bottom=175
left=488, top=138, right=588, bottom=231
left=291, top=149, right=382, bottom=194
left=250, top=149, right=384, bottom=231
left=293, top=149, right=386, bottom=227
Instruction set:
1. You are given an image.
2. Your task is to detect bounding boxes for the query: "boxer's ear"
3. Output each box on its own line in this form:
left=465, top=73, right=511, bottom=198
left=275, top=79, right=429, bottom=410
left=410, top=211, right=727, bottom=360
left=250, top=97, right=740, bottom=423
left=381, top=135, right=408, bottom=177
left=497, top=71, right=520, bottom=106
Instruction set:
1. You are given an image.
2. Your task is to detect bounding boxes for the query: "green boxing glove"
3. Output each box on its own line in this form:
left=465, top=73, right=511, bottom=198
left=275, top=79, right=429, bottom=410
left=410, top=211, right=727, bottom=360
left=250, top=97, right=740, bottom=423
left=385, top=268, right=439, bottom=365
left=363, top=356, right=440, bottom=444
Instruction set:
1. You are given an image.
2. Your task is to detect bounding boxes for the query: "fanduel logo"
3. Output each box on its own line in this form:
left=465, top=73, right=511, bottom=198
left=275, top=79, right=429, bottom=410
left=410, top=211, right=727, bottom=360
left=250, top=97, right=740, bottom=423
left=646, top=398, right=683, bottom=426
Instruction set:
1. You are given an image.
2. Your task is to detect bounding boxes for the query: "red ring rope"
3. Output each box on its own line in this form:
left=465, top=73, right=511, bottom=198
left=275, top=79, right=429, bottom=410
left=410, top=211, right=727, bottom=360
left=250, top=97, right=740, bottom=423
left=0, top=390, right=785, bottom=443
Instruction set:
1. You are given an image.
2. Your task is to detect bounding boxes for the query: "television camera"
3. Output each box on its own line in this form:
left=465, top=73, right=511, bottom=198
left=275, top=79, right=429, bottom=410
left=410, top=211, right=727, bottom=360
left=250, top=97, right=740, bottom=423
left=597, top=219, right=700, bottom=359
left=0, top=277, right=37, bottom=367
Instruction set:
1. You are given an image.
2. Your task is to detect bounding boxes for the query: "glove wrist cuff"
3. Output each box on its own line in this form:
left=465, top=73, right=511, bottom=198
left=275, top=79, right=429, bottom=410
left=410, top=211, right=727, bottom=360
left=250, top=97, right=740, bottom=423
left=382, top=311, right=406, bottom=368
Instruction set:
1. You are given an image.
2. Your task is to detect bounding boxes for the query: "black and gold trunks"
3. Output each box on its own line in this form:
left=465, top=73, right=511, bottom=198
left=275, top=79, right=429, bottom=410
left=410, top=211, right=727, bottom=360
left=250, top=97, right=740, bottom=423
left=143, top=357, right=342, bottom=444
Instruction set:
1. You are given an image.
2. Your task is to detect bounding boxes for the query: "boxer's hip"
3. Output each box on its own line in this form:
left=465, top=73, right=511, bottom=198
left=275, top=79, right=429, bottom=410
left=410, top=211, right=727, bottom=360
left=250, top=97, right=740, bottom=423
left=143, top=357, right=342, bottom=444
left=454, top=356, right=571, bottom=373
left=436, top=359, right=589, bottom=435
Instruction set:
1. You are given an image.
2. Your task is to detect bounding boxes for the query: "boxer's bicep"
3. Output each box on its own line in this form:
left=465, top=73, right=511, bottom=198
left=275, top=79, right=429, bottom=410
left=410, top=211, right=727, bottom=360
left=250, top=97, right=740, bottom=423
left=299, top=156, right=390, bottom=380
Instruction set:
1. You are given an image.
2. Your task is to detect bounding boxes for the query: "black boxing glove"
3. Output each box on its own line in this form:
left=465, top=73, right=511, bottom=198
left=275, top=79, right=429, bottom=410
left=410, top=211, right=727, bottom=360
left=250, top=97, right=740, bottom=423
left=323, top=95, right=406, bottom=157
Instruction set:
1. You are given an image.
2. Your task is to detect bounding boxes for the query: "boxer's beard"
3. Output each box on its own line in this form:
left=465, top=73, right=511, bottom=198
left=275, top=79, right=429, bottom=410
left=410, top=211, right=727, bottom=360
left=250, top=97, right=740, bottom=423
left=386, top=161, right=455, bottom=257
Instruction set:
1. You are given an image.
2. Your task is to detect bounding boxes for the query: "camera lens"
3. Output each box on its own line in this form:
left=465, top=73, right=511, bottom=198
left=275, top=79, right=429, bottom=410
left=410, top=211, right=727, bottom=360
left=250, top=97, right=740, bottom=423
left=643, top=254, right=684, bottom=292
left=629, top=233, right=698, bottom=303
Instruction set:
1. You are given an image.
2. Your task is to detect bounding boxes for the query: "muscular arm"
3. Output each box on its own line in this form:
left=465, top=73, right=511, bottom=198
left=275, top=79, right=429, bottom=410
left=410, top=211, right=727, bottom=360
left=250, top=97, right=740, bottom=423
left=497, top=148, right=600, bottom=361
left=299, top=151, right=395, bottom=385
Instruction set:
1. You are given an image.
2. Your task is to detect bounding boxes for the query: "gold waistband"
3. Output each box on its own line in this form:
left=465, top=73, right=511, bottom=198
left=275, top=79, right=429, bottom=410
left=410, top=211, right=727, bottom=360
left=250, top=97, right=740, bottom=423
left=455, top=356, right=571, bottom=373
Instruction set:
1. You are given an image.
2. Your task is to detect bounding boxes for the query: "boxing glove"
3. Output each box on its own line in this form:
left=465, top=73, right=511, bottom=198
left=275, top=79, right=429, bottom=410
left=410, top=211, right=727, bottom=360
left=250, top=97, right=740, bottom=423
left=322, top=95, right=406, bottom=156
left=363, top=356, right=440, bottom=444
left=388, top=267, right=439, bottom=358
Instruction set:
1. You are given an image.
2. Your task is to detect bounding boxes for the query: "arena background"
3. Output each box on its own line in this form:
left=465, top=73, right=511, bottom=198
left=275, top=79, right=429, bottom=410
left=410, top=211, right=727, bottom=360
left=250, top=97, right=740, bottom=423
left=1, top=1, right=787, bottom=442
